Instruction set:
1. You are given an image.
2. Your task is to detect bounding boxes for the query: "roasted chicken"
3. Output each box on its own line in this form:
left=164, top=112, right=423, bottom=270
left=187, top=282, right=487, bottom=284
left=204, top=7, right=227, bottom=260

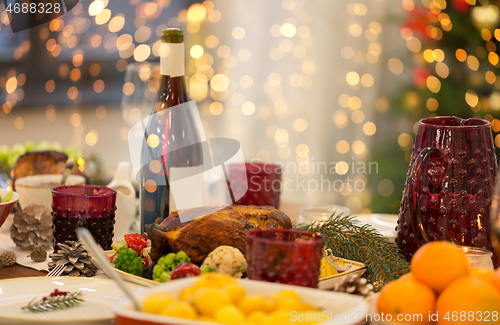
left=12, top=151, right=84, bottom=189
left=146, top=205, right=292, bottom=264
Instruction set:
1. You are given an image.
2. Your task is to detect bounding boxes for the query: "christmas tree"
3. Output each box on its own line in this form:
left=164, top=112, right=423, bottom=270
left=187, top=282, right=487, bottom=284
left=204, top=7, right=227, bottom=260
left=370, top=0, right=500, bottom=213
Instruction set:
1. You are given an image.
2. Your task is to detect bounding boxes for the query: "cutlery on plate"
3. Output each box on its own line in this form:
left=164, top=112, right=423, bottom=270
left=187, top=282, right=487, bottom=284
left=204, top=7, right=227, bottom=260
left=77, top=227, right=142, bottom=311
left=46, top=264, right=66, bottom=277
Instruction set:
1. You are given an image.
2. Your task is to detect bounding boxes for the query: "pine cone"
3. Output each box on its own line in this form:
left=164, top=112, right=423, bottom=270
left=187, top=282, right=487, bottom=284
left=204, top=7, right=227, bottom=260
left=48, top=241, right=98, bottom=277
left=10, top=204, right=52, bottom=250
left=333, top=274, right=374, bottom=297
left=27, top=248, right=47, bottom=262
left=0, top=251, right=17, bottom=266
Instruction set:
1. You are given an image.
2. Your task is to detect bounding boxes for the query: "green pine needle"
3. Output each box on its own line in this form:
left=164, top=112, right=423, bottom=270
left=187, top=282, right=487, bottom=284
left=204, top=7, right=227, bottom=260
left=22, top=292, right=84, bottom=313
left=295, top=213, right=410, bottom=291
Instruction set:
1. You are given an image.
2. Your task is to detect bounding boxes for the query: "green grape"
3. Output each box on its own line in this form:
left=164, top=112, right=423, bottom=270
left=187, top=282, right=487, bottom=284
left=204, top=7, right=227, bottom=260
left=51, top=141, right=63, bottom=152
left=23, top=140, right=36, bottom=152
left=36, top=141, right=51, bottom=151
left=11, top=143, right=25, bottom=156
left=0, top=145, right=10, bottom=163
left=7, top=154, right=21, bottom=169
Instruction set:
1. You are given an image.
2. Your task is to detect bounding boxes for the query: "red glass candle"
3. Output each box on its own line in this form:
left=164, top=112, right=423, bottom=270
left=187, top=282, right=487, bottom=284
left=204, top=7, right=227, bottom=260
left=227, top=162, right=282, bottom=208
left=246, top=229, right=324, bottom=288
left=52, top=185, right=117, bottom=250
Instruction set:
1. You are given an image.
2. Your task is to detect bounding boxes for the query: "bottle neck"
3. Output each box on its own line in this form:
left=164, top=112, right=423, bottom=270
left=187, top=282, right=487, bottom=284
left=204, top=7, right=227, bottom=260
left=160, top=42, right=185, bottom=77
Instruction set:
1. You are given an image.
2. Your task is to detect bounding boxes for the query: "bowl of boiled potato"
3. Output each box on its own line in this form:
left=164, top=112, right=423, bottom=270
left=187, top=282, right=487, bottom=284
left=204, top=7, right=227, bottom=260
left=113, top=273, right=367, bottom=325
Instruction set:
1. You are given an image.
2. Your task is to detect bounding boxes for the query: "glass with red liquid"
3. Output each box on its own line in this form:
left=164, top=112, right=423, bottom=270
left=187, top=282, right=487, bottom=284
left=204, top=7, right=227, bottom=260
left=246, top=229, right=324, bottom=288
left=397, top=117, right=497, bottom=261
left=226, top=162, right=282, bottom=208
left=52, top=185, right=117, bottom=251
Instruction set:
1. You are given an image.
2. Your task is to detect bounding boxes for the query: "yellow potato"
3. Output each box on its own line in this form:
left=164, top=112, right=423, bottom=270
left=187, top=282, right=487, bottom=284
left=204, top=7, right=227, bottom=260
left=247, top=310, right=267, bottom=323
left=262, top=310, right=293, bottom=325
left=192, top=288, right=231, bottom=317
left=160, top=300, right=197, bottom=319
left=142, top=292, right=174, bottom=314
left=192, top=274, right=237, bottom=293
left=272, top=289, right=300, bottom=302
left=180, top=286, right=195, bottom=302
left=214, top=305, right=246, bottom=325
left=222, top=282, right=246, bottom=304
left=274, top=296, right=310, bottom=313
left=238, top=294, right=275, bottom=315
left=198, top=315, right=214, bottom=322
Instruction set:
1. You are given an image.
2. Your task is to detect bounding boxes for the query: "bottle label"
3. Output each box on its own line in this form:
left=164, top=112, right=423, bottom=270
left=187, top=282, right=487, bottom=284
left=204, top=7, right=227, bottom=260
left=169, top=165, right=204, bottom=214
left=160, top=43, right=185, bottom=77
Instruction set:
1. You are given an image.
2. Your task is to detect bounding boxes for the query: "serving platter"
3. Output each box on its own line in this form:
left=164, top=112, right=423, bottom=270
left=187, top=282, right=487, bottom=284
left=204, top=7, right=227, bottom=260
left=0, top=276, right=143, bottom=325
left=113, top=277, right=368, bottom=325
left=103, top=251, right=366, bottom=290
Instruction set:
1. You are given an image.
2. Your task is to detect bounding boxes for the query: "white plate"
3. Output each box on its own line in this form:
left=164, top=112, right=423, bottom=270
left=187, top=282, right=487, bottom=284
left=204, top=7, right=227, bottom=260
left=318, top=259, right=367, bottom=290
left=351, top=214, right=397, bottom=240
left=114, top=277, right=368, bottom=325
left=103, top=250, right=367, bottom=290
left=0, top=276, right=143, bottom=325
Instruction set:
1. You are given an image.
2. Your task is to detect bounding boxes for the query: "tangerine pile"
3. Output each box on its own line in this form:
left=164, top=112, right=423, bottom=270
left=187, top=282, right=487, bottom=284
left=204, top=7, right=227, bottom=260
left=377, top=242, right=500, bottom=325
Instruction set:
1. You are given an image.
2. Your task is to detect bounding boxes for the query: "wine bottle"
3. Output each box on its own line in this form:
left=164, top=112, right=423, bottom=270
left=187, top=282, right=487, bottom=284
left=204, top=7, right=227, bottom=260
left=140, top=28, right=204, bottom=234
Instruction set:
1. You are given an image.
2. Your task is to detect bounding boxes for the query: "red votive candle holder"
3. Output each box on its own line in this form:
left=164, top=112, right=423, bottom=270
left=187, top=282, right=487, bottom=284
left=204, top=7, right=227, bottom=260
left=227, top=162, right=282, bottom=208
left=52, top=185, right=117, bottom=251
left=246, top=229, right=325, bottom=288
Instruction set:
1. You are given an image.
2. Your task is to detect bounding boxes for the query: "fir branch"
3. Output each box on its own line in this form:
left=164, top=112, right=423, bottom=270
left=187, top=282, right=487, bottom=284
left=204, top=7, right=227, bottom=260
left=295, top=213, right=410, bottom=291
left=22, top=291, right=84, bottom=312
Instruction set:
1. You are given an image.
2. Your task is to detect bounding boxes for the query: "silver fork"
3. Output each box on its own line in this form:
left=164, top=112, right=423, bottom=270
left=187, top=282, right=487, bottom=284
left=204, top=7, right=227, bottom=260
left=46, top=264, right=66, bottom=277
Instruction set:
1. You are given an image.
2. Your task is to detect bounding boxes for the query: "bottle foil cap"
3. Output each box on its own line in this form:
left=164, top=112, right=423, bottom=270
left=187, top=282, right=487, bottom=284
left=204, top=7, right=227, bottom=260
left=162, top=28, right=183, bottom=43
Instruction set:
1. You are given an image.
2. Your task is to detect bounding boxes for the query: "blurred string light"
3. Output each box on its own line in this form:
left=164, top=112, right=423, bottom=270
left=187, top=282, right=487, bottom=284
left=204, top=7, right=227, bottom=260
left=0, top=0, right=385, bottom=212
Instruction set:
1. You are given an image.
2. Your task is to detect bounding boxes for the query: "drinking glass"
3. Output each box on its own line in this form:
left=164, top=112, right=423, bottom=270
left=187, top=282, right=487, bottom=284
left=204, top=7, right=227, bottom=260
left=246, top=229, right=324, bottom=288
left=121, top=62, right=160, bottom=127
left=456, top=246, right=494, bottom=269
left=397, top=117, right=497, bottom=261
left=52, top=185, right=117, bottom=250
left=226, top=162, right=282, bottom=208
left=297, top=204, right=350, bottom=225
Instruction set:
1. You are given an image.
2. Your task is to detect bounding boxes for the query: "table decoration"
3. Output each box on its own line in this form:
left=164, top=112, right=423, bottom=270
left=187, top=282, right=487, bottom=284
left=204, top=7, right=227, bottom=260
left=27, top=248, right=47, bottom=262
left=333, top=274, right=374, bottom=297
left=21, top=289, right=84, bottom=313
left=297, top=213, right=410, bottom=290
left=10, top=204, right=52, bottom=250
left=0, top=251, right=16, bottom=266
left=48, top=241, right=97, bottom=277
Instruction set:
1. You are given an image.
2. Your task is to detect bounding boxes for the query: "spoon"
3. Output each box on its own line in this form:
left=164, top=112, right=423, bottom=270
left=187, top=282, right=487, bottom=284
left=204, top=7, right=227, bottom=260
left=76, top=228, right=142, bottom=311
left=60, top=159, right=74, bottom=185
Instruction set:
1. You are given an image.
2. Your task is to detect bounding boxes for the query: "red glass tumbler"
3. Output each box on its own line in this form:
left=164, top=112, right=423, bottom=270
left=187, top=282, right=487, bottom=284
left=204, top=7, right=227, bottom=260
left=227, top=162, right=282, bottom=208
left=52, top=185, right=117, bottom=250
left=246, top=229, right=324, bottom=288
